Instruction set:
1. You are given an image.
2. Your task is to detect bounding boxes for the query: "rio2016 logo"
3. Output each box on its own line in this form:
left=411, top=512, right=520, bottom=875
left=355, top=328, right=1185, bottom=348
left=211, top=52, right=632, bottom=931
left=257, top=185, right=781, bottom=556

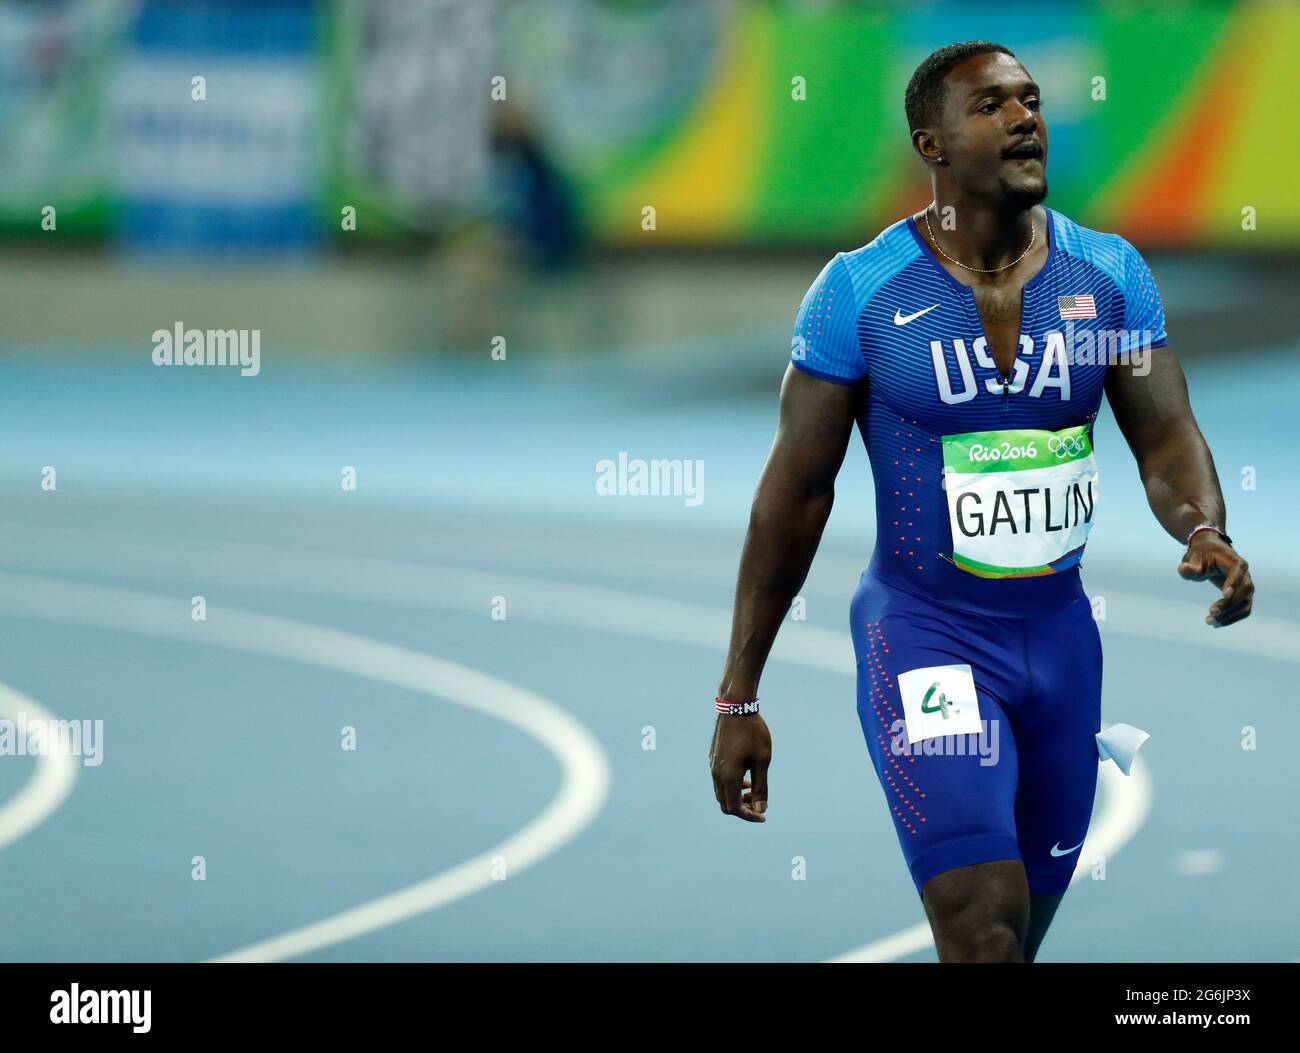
left=967, top=440, right=1037, bottom=464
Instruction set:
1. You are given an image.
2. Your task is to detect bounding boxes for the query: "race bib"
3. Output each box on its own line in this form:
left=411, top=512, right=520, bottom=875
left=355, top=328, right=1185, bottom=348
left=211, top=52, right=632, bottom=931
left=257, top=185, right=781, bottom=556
left=942, top=425, right=1098, bottom=578
left=897, top=664, right=982, bottom=744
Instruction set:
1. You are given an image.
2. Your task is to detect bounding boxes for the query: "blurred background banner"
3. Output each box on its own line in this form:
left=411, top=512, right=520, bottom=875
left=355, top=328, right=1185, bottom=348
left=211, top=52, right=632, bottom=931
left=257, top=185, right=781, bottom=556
left=322, top=0, right=502, bottom=238
left=0, top=0, right=126, bottom=238
left=550, top=0, right=1300, bottom=248
left=1, top=0, right=1296, bottom=250
left=109, top=0, right=320, bottom=253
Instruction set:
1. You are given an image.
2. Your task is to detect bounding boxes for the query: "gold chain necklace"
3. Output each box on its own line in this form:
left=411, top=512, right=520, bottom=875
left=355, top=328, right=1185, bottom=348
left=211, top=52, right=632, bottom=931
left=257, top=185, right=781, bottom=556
left=924, top=204, right=1035, bottom=274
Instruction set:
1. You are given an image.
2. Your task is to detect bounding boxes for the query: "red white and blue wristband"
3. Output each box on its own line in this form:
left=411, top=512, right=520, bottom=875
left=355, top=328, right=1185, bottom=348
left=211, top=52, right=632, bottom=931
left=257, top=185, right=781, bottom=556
left=715, top=696, right=759, bottom=716
left=1187, top=522, right=1233, bottom=547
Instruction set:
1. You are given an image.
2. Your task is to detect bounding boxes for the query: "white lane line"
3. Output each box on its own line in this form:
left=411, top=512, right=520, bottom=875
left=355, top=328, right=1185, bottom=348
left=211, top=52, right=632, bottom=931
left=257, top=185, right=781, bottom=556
left=7, top=519, right=1300, bottom=602
left=0, top=525, right=855, bottom=671
left=825, top=750, right=1154, bottom=962
left=1, top=524, right=1296, bottom=668
left=0, top=683, right=79, bottom=852
left=0, top=570, right=611, bottom=963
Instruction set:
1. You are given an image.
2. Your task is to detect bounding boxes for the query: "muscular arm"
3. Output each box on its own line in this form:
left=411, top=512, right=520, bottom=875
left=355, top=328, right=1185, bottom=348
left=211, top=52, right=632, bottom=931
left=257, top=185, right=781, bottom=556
left=1105, top=345, right=1222, bottom=541
left=718, top=364, right=863, bottom=698
left=709, top=364, right=863, bottom=822
left=1104, top=346, right=1253, bottom=626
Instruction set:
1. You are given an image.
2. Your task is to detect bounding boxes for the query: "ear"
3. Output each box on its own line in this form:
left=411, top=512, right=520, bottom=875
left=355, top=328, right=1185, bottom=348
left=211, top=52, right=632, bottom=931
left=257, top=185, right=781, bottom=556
left=912, top=128, right=946, bottom=166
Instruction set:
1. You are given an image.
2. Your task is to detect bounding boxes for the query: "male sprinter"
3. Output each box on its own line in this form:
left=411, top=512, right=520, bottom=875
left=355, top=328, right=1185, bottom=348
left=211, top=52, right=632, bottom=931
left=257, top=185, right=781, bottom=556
left=708, top=41, right=1253, bottom=962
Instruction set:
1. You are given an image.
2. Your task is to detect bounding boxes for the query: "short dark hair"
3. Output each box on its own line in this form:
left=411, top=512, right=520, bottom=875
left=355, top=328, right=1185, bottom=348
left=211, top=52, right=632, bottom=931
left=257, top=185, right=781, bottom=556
left=904, top=40, right=1016, bottom=133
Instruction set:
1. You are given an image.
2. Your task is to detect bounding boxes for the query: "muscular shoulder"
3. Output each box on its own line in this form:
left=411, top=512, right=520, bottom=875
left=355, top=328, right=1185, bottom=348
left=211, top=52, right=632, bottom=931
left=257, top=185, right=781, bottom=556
left=1049, top=209, right=1167, bottom=344
left=836, top=216, right=925, bottom=311
left=1048, top=209, right=1151, bottom=291
left=791, top=218, right=923, bottom=385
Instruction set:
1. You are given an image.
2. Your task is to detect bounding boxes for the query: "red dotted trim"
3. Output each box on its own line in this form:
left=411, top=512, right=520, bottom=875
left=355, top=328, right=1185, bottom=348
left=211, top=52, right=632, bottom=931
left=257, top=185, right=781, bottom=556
left=861, top=620, right=926, bottom=835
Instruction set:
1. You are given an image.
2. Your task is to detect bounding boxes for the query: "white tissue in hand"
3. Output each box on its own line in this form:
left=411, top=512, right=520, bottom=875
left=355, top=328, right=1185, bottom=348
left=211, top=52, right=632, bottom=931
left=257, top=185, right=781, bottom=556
left=1095, top=723, right=1150, bottom=776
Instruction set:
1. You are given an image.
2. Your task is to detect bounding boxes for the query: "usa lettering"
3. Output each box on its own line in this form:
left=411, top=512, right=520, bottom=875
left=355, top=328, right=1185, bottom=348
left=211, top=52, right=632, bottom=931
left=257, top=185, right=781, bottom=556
left=931, top=332, right=1073, bottom=404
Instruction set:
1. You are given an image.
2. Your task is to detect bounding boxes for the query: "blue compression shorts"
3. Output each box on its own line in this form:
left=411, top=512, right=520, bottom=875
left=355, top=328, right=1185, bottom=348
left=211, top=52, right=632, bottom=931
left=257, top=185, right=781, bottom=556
left=850, top=567, right=1103, bottom=898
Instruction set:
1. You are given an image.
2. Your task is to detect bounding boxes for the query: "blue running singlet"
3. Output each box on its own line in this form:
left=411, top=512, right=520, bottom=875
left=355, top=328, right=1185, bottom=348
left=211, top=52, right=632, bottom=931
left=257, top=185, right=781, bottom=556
left=790, top=207, right=1166, bottom=896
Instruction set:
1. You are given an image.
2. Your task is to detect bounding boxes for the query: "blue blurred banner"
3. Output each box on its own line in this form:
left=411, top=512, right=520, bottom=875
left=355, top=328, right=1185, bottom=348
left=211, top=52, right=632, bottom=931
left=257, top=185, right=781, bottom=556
left=110, top=0, right=320, bottom=254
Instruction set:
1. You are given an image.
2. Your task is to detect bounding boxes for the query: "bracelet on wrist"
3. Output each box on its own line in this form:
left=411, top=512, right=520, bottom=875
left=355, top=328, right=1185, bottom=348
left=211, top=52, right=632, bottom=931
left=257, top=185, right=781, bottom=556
left=715, top=695, right=759, bottom=716
left=1187, top=522, right=1233, bottom=547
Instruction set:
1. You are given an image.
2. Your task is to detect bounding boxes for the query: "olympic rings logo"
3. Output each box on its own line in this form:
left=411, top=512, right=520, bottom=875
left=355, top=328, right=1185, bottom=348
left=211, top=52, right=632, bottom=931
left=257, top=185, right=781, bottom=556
left=1047, top=435, right=1087, bottom=458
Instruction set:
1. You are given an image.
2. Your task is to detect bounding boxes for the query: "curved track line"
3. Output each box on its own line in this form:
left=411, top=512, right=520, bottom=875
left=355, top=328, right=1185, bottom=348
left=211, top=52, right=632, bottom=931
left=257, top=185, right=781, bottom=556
left=0, top=570, right=611, bottom=963
left=825, top=740, right=1155, bottom=962
left=0, top=683, right=79, bottom=852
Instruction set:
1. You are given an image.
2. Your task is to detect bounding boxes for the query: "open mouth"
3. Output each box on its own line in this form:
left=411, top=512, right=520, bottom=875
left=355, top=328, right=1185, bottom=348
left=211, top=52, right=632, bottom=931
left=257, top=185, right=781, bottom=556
left=1004, top=142, right=1043, bottom=162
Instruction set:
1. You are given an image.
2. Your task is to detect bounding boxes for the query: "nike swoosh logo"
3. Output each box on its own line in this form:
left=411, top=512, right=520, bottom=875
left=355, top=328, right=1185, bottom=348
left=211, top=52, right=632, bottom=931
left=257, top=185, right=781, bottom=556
left=893, top=304, right=940, bottom=326
left=1050, top=839, right=1086, bottom=857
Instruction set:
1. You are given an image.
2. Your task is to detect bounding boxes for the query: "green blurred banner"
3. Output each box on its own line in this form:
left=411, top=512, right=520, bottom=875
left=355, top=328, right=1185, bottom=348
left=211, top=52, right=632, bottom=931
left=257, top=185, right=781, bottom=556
left=501, top=0, right=1298, bottom=248
left=0, top=2, right=125, bottom=237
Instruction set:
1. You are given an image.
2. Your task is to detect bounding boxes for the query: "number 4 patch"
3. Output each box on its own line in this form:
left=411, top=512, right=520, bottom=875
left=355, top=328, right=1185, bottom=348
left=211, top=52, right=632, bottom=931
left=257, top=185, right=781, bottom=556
left=897, top=663, right=983, bottom=745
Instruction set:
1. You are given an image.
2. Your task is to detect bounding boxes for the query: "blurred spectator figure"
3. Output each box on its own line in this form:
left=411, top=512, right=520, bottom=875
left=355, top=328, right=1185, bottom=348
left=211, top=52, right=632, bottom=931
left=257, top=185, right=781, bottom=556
left=490, top=102, right=580, bottom=268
